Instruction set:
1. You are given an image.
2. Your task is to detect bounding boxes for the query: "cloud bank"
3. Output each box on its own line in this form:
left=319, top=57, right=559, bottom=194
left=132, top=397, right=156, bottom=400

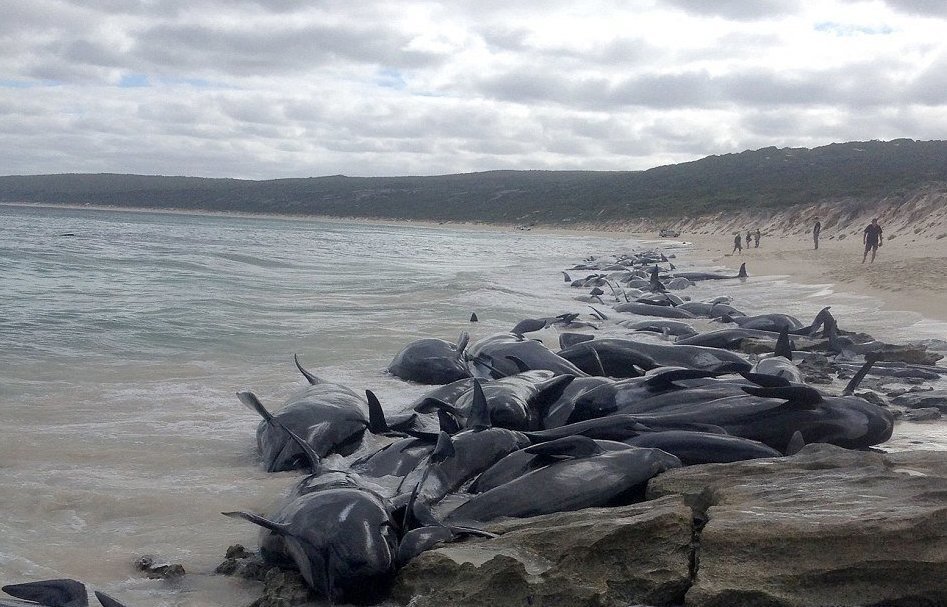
left=1, top=0, right=945, bottom=178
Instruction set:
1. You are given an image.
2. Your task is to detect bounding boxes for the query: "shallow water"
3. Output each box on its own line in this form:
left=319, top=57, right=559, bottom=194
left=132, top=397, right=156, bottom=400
left=1, top=205, right=944, bottom=606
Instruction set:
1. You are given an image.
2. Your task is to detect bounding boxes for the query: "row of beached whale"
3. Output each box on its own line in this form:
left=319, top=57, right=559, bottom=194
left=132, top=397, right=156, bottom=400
left=3, top=250, right=921, bottom=607
left=209, top=250, right=910, bottom=603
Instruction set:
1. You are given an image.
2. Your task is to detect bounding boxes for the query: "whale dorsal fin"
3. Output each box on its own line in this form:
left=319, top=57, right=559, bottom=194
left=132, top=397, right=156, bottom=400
left=786, top=430, right=806, bottom=455
left=430, top=431, right=455, bottom=464
left=468, top=379, right=492, bottom=431
left=437, top=409, right=462, bottom=435
left=366, top=390, right=390, bottom=434
left=775, top=326, right=793, bottom=360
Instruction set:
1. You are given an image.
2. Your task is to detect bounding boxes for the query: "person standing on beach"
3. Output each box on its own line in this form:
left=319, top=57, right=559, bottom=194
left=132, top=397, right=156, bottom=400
left=862, top=218, right=883, bottom=263
left=746, top=230, right=752, bottom=249
left=813, top=219, right=821, bottom=250
left=754, top=229, right=760, bottom=248
left=732, top=233, right=743, bottom=254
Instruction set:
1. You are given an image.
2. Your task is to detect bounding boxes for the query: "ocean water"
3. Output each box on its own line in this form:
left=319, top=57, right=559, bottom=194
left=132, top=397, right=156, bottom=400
left=1, top=204, right=945, bottom=607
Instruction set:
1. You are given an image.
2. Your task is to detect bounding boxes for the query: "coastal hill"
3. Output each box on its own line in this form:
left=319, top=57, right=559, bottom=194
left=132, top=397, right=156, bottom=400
left=2, top=139, right=946, bottom=227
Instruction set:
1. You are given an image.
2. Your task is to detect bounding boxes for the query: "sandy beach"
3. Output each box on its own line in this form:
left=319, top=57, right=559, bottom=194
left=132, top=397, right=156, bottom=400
left=654, top=227, right=947, bottom=324
left=607, top=186, right=947, bottom=324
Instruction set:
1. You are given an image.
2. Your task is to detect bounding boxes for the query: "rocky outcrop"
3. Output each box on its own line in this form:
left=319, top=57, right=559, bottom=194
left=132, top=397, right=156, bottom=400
left=648, top=444, right=947, bottom=607
left=393, top=446, right=947, bottom=607
left=220, top=447, right=947, bottom=607
left=892, top=389, right=947, bottom=411
left=391, top=496, right=694, bottom=607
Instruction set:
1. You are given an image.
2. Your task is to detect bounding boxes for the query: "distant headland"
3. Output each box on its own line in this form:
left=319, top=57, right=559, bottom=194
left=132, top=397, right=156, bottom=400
left=2, top=139, right=946, bottom=228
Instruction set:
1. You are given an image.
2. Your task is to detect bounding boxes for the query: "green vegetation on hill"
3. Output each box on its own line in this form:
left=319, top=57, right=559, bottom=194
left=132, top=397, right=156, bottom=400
left=2, top=139, right=945, bottom=224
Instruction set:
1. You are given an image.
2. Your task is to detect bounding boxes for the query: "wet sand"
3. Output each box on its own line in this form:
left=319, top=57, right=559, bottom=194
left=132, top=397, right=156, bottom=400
left=638, top=229, right=947, bottom=323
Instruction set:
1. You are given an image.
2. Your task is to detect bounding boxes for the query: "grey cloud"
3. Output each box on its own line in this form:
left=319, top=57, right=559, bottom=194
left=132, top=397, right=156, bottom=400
left=0, top=1, right=90, bottom=36
left=476, top=69, right=586, bottom=104
left=907, top=53, right=947, bottom=104
left=739, top=110, right=808, bottom=138
left=59, top=39, right=127, bottom=68
left=2, top=0, right=946, bottom=179
left=665, top=0, right=802, bottom=20
left=479, top=27, right=532, bottom=52
left=133, top=21, right=442, bottom=77
left=879, top=0, right=947, bottom=17
left=475, top=58, right=926, bottom=112
left=607, top=72, right=715, bottom=107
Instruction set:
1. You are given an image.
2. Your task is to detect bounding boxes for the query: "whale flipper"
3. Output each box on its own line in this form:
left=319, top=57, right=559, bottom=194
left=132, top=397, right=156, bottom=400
left=2, top=580, right=88, bottom=607
left=294, top=354, right=324, bottom=385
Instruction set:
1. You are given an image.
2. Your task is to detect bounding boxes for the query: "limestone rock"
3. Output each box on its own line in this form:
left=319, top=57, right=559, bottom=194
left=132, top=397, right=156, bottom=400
left=647, top=444, right=947, bottom=607
left=874, top=345, right=944, bottom=365
left=892, top=389, right=947, bottom=411
left=135, top=554, right=185, bottom=579
left=391, top=496, right=694, bottom=607
left=901, top=407, right=942, bottom=421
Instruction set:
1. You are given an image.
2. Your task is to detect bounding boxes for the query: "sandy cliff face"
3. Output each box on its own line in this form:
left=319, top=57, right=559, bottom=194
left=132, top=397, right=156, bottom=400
left=583, top=183, right=947, bottom=241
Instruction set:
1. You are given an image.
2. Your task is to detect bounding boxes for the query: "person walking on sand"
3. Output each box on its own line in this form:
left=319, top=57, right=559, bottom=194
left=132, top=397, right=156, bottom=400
left=813, top=219, right=821, bottom=250
left=754, top=229, right=760, bottom=248
left=732, top=233, right=743, bottom=254
left=862, top=218, right=883, bottom=263
left=746, top=230, right=752, bottom=249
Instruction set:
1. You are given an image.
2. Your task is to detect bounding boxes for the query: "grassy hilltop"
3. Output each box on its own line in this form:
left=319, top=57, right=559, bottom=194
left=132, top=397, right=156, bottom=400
left=2, top=139, right=946, bottom=225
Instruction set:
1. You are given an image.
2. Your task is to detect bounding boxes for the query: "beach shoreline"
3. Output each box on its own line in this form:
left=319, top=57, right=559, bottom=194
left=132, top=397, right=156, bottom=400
left=647, top=229, right=947, bottom=324
left=6, top=199, right=946, bottom=324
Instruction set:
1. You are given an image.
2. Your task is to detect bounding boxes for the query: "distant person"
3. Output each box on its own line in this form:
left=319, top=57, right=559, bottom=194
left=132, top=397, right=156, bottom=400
left=732, top=233, right=743, bottom=254
left=862, top=218, right=883, bottom=263
left=754, top=229, right=761, bottom=248
left=813, top=219, right=821, bottom=250
left=746, top=230, right=752, bottom=249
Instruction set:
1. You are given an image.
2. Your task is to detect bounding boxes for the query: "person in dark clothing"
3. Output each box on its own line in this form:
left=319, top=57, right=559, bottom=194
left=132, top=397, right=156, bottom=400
left=746, top=230, right=752, bottom=249
left=754, top=229, right=760, bottom=248
left=862, top=218, right=883, bottom=263
left=732, top=233, right=743, bottom=254
left=813, top=219, right=821, bottom=250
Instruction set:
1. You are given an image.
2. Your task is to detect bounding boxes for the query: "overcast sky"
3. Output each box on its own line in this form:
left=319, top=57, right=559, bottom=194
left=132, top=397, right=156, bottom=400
left=2, top=0, right=946, bottom=179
